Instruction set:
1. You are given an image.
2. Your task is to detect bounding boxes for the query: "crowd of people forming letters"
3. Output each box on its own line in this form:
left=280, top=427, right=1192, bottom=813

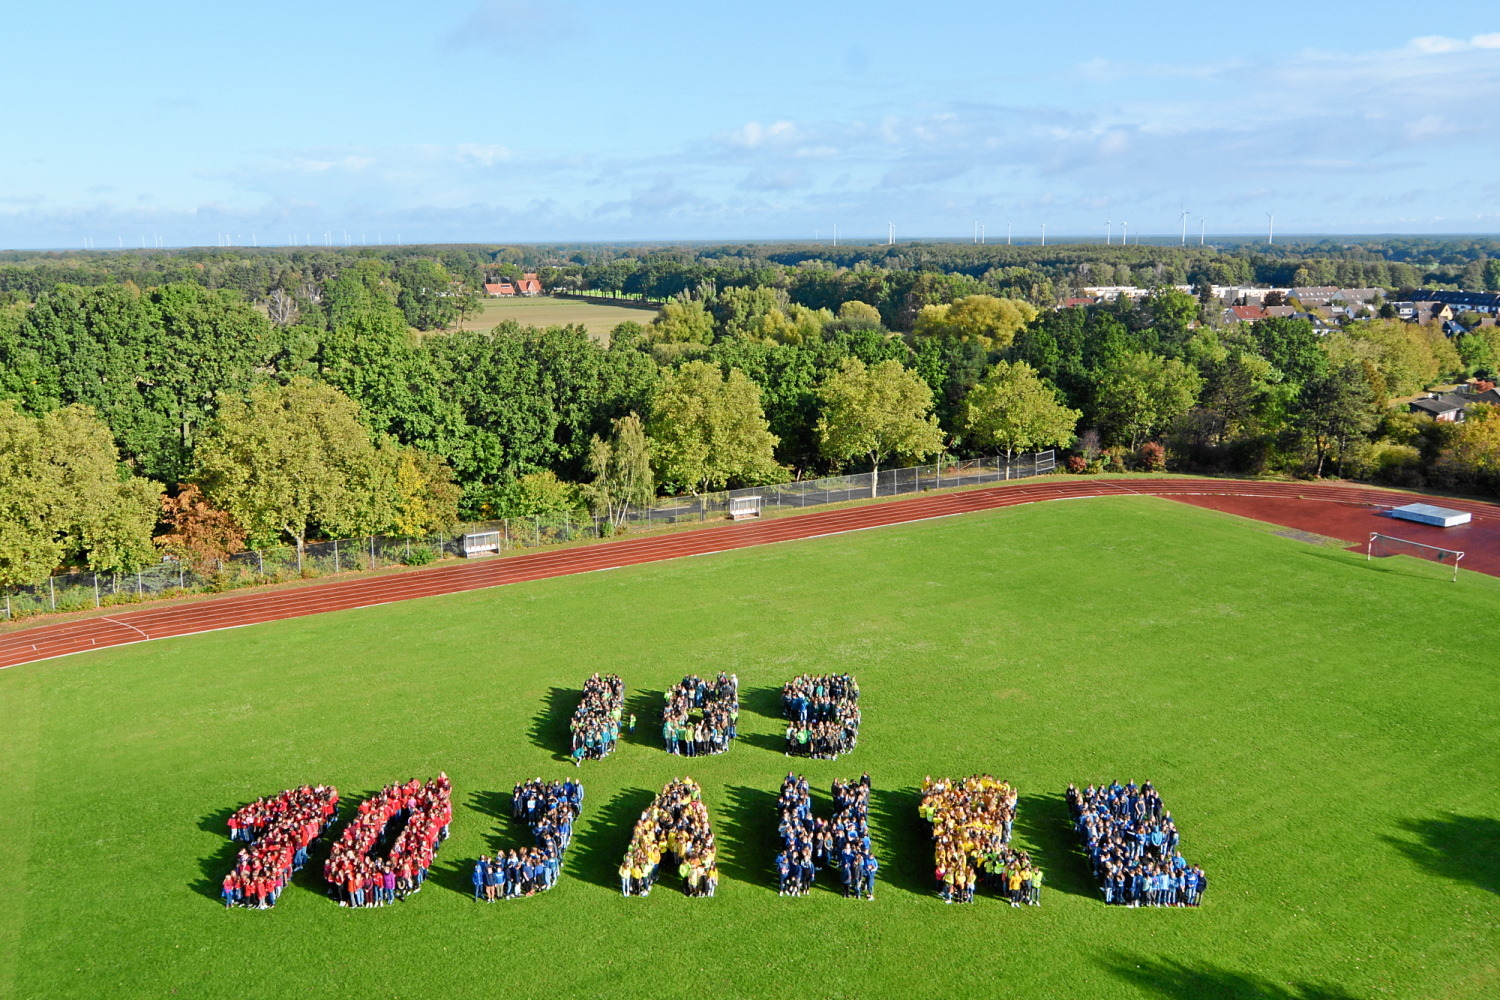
left=322, top=775, right=453, bottom=907
left=221, top=785, right=339, bottom=908
left=471, top=778, right=582, bottom=900
left=220, top=678, right=1212, bottom=913
left=775, top=772, right=879, bottom=898
left=662, top=673, right=738, bottom=756
left=1067, top=781, right=1207, bottom=907
left=781, top=673, right=860, bottom=759
left=920, top=775, right=1042, bottom=905
left=570, top=673, right=625, bottom=764
left=619, top=778, right=719, bottom=896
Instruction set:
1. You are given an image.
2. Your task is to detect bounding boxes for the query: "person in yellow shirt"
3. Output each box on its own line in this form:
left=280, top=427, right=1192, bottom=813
left=1007, top=867, right=1024, bottom=907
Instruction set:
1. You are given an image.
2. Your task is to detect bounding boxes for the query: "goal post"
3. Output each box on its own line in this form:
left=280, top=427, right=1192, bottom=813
left=1367, top=532, right=1464, bottom=582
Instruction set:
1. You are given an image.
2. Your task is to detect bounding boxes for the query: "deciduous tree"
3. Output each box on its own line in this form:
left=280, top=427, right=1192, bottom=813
left=911, top=294, right=1037, bottom=351
left=0, top=402, right=161, bottom=588
left=193, top=378, right=384, bottom=568
left=646, top=361, right=781, bottom=494
left=1297, top=360, right=1378, bottom=477
left=816, top=357, right=944, bottom=495
left=584, top=412, right=654, bottom=528
left=1095, top=351, right=1204, bottom=449
left=153, top=484, right=246, bottom=574
left=963, top=360, right=1081, bottom=475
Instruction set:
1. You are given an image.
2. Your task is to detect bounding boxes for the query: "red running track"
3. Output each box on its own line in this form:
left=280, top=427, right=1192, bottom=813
left=3, top=478, right=1497, bottom=671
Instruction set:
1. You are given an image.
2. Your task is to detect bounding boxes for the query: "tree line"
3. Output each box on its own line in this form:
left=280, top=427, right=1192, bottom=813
left=2, top=247, right=1498, bottom=590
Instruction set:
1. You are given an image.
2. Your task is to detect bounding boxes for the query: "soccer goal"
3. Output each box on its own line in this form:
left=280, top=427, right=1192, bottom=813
left=1367, top=532, right=1465, bottom=582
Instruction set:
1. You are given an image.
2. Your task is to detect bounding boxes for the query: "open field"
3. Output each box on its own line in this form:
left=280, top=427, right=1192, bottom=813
left=1, top=497, right=1496, bottom=1000
left=455, top=294, right=658, bottom=337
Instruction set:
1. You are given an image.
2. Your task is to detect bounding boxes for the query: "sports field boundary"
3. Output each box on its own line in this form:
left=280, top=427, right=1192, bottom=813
left=2, top=478, right=1497, bottom=671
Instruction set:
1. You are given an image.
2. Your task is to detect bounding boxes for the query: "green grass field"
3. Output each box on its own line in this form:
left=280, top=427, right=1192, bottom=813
left=457, top=295, right=658, bottom=338
left=1, top=497, right=1496, bottom=1000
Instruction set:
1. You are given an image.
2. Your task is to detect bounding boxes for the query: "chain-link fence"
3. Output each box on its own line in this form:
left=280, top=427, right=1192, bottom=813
left=1, top=451, right=1053, bottom=621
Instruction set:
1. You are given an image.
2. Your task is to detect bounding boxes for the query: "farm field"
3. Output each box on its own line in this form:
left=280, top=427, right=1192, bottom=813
left=0, top=496, right=1496, bottom=1000
left=455, top=294, right=658, bottom=337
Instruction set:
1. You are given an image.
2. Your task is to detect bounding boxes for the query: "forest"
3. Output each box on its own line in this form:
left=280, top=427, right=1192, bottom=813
left=1, top=239, right=1497, bottom=589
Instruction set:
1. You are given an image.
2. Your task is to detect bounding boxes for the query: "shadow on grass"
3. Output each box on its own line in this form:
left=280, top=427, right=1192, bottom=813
left=1013, top=791, right=1095, bottom=899
left=193, top=806, right=239, bottom=900
left=1100, top=954, right=1362, bottom=1000
left=1385, top=813, right=1500, bottom=895
left=742, top=685, right=784, bottom=720
left=426, top=788, right=516, bottom=898
left=739, top=729, right=790, bottom=754
left=1297, top=546, right=1458, bottom=584
left=529, top=686, right=576, bottom=762
left=621, top=688, right=663, bottom=749
left=870, top=785, right=933, bottom=897
left=568, top=786, right=656, bottom=891
left=720, top=784, right=781, bottom=891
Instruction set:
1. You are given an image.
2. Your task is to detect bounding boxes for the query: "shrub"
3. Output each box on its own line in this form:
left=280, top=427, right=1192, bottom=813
left=1065, top=455, right=1088, bottom=474
left=1138, top=441, right=1167, bottom=472
left=404, top=546, right=437, bottom=567
left=1371, top=444, right=1424, bottom=488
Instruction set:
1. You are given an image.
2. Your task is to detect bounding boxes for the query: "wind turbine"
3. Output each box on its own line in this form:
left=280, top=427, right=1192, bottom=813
left=980, top=223, right=985, bottom=244
left=1121, top=221, right=1128, bottom=245
left=1266, top=212, right=1275, bottom=245
left=1200, top=219, right=1206, bottom=245
left=1041, top=223, right=1046, bottom=247
left=1106, top=221, right=1112, bottom=245
left=973, top=220, right=978, bottom=244
left=1007, top=221, right=1012, bottom=245
left=1180, top=209, right=1189, bottom=245
left=887, top=221, right=894, bottom=245
left=833, top=223, right=838, bottom=246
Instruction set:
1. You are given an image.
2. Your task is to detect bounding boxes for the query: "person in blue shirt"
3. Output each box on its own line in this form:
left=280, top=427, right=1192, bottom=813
left=472, top=857, right=488, bottom=900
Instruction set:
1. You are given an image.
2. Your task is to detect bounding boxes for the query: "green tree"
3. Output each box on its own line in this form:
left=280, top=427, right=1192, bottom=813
left=836, top=300, right=884, bottom=327
left=495, top=470, right=581, bottom=519
left=193, top=378, right=386, bottom=568
left=646, top=361, right=782, bottom=494
left=816, top=357, right=945, bottom=495
left=1143, top=286, right=1199, bottom=353
left=912, top=294, right=1037, bottom=351
left=583, top=412, right=654, bottom=529
left=380, top=444, right=461, bottom=537
left=963, top=361, right=1080, bottom=474
left=650, top=299, right=716, bottom=344
left=1298, top=360, right=1379, bottom=477
left=4, top=282, right=278, bottom=483
left=0, top=402, right=161, bottom=588
left=1095, top=351, right=1204, bottom=448
left=394, top=258, right=462, bottom=331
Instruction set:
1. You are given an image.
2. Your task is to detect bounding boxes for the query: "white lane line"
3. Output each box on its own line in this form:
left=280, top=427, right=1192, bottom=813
left=101, top=617, right=150, bottom=640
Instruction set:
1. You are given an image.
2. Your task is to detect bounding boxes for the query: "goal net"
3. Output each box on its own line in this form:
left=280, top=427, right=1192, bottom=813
left=1367, top=533, right=1465, bottom=582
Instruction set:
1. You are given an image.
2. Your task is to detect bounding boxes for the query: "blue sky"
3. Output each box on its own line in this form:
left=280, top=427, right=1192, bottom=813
left=4, top=1, right=1499, bottom=248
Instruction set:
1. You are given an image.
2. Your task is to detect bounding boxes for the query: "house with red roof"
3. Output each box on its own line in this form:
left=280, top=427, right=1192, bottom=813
left=1224, top=304, right=1270, bottom=323
left=516, top=273, right=543, bottom=296
left=484, top=282, right=516, bottom=297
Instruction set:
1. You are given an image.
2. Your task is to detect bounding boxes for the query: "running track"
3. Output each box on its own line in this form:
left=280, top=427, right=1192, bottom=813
left=3, top=479, right=1497, bottom=671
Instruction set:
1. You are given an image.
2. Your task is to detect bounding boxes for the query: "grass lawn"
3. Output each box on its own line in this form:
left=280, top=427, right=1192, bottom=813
left=454, top=295, right=658, bottom=338
left=1, top=497, right=1496, bottom=1000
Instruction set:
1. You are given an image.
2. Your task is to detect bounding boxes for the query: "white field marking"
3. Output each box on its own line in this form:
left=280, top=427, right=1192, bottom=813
left=101, top=617, right=149, bottom=640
